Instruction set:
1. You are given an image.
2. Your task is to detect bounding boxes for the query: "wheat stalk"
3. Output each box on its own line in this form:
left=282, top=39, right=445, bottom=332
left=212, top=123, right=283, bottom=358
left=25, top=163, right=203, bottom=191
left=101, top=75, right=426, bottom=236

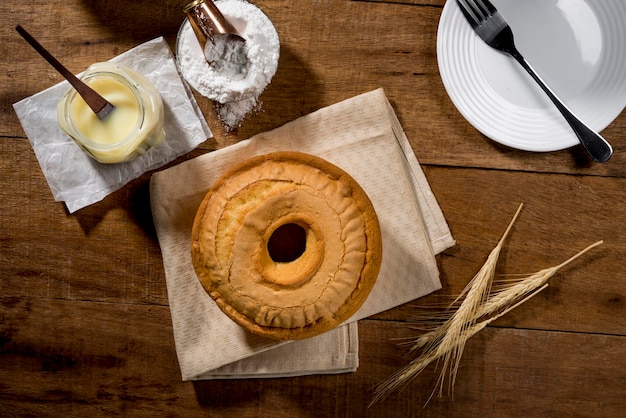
left=369, top=202, right=603, bottom=407
left=407, top=204, right=523, bottom=359
left=369, top=282, right=547, bottom=407
left=433, top=204, right=522, bottom=395
left=411, top=240, right=604, bottom=352
left=370, top=204, right=523, bottom=406
left=477, top=240, right=603, bottom=318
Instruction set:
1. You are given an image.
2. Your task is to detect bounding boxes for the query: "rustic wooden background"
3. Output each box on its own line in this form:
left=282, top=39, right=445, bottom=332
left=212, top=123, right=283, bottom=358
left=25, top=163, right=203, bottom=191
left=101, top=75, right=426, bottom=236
left=1, top=0, right=625, bottom=416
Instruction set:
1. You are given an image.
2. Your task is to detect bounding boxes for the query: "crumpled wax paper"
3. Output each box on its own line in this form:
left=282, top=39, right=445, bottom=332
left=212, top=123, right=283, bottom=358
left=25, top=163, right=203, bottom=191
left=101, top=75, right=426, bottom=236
left=13, top=36, right=212, bottom=213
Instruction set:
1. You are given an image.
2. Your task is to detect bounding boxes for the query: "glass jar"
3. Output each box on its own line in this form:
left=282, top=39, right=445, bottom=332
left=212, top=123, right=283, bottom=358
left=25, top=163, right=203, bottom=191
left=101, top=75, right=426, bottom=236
left=57, top=62, right=165, bottom=164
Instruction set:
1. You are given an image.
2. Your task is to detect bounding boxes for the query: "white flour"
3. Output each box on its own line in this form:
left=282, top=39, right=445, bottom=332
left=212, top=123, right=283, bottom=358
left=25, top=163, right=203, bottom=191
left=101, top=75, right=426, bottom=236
left=204, top=35, right=249, bottom=81
left=176, top=0, right=280, bottom=131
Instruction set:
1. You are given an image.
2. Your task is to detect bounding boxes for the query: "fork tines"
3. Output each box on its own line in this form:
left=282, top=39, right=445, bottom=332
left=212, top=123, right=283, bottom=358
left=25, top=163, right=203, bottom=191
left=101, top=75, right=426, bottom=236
left=457, top=0, right=498, bottom=26
left=456, top=0, right=509, bottom=42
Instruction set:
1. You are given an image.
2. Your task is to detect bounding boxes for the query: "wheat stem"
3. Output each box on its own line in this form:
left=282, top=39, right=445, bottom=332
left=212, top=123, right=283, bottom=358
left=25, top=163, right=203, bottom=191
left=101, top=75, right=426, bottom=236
left=409, top=204, right=523, bottom=358
left=411, top=240, right=603, bottom=352
left=370, top=282, right=548, bottom=407
left=389, top=204, right=524, bottom=401
left=369, top=200, right=603, bottom=407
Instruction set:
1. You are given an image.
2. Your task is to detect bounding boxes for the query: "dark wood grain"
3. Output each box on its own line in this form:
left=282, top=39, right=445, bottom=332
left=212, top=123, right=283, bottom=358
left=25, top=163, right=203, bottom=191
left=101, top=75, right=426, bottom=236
left=1, top=0, right=625, bottom=416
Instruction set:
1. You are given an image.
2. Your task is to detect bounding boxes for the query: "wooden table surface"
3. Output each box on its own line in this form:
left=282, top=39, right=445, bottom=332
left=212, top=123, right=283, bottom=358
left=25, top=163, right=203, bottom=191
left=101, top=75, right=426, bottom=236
left=2, top=0, right=626, bottom=416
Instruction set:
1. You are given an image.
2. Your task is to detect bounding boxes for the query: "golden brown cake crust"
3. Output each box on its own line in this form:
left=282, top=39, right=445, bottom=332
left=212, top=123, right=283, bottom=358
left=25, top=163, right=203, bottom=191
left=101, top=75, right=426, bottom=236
left=191, top=151, right=382, bottom=340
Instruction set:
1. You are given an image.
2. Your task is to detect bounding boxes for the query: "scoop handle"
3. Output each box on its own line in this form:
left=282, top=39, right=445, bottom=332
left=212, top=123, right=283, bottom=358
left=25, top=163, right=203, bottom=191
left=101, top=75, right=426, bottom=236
left=16, top=25, right=114, bottom=120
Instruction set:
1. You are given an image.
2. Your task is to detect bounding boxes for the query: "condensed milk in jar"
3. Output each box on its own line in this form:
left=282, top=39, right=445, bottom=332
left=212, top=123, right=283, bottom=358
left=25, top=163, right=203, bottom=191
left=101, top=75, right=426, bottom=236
left=57, top=62, right=165, bottom=164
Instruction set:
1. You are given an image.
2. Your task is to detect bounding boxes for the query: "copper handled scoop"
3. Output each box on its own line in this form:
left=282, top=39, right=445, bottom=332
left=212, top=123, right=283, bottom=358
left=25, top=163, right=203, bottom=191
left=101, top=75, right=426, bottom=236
left=16, top=25, right=115, bottom=120
left=183, top=0, right=246, bottom=63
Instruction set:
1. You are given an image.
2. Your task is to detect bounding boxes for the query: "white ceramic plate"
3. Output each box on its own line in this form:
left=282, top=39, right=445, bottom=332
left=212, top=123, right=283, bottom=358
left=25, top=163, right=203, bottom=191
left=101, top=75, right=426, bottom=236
left=437, top=0, right=626, bottom=152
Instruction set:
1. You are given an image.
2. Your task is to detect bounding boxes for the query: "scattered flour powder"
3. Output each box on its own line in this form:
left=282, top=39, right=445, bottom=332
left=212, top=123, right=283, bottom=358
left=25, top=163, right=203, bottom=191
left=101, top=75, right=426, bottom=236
left=176, top=0, right=280, bottom=131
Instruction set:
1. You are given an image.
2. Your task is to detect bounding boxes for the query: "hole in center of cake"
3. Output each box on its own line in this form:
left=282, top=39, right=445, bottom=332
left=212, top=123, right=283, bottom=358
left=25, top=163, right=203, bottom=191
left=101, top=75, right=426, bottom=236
left=267, top=223, right=307, bottom=263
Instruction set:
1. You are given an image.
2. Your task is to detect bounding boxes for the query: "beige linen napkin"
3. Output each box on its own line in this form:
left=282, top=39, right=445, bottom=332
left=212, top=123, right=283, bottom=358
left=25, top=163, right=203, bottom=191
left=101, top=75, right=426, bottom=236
left=150, top=88, right=455, bottom=380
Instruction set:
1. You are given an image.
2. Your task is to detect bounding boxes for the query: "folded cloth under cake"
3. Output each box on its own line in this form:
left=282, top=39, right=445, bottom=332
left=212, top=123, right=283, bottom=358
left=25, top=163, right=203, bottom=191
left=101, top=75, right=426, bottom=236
left=150, top=88, right=455, bottom=380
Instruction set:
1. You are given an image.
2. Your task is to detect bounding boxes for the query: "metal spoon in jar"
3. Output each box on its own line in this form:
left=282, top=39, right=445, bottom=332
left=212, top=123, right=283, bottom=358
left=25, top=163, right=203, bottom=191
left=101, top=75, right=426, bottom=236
left=15, top=25, right=115, bottom=120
